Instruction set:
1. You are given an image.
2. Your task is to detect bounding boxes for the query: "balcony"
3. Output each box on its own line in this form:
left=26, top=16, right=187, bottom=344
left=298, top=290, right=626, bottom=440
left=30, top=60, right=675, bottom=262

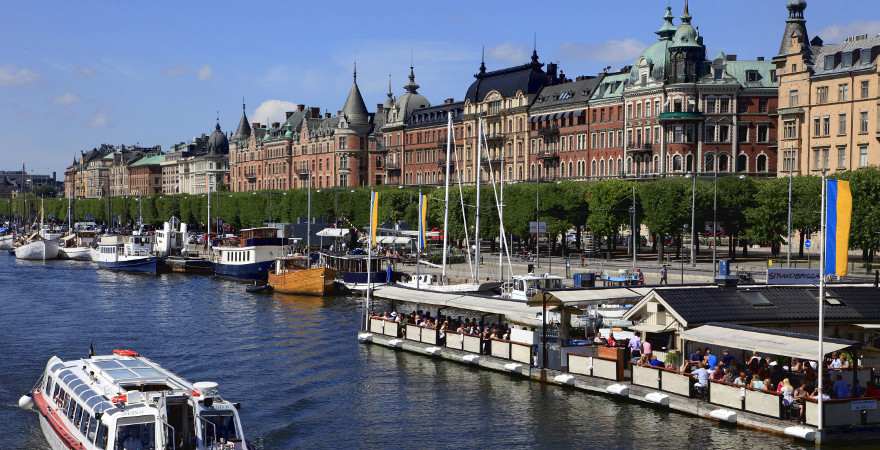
left=245, top=173, right=257, bottom=181
left=436, top=139, right=450, bottom=150
left=538, top=126, right=560, bottom=139
left=658, top=111, right=704, bottom=122
left=627, top=142, right=653, bottom=154
left=484, top=132, right=506, bottom=144
left=480, top=155, right=503, bottom=165
left=436, top=159, right=456, bottom=170
left=386, top=162, right=401, bottom=174
left=297, top=168, right=311, bottom=179
left=538, top=150, right=560, bottom=163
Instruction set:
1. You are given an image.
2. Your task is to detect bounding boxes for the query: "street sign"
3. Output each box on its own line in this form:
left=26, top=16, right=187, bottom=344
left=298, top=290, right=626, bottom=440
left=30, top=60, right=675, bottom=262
left=805, top=239, right=812, bottom=249
left=529, top=221, right=547, bottom=234
left=767, top=268, right=820, bottom=285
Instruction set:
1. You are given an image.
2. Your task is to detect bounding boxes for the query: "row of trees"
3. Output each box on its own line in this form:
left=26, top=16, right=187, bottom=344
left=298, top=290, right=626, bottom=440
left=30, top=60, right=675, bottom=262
left=3, top=168, right=880, bottom=263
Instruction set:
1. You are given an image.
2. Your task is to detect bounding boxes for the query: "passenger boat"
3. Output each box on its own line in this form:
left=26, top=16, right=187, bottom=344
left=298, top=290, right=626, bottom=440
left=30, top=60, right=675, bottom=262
left=92, top=234, right=159, bottom=274
left=14, top=232, right=60, bottom=260
left=19, top=349, right=248, bottom=450
left=58, top=230, right=97, bottom=261
left=320, top=253, right=396, bottom=291
left=500, top=273, right=565, bottom=302
left=212, top=228, right=288, bottom=281
left=268, top=255, right=336, bottom=296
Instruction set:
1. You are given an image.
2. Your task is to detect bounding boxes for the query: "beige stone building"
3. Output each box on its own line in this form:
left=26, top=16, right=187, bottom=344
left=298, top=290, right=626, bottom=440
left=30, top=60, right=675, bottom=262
left=774, top=0, right=880, bottom=174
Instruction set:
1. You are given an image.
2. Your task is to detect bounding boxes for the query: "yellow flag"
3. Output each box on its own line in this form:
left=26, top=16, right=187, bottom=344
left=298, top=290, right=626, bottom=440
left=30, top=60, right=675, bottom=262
left=370, top=191, right=379, bottom=248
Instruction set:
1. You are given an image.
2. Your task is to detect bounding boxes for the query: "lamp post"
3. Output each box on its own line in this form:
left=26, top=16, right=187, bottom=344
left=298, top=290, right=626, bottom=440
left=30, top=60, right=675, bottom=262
left=787, top=166, right=793, bottom=267
left=712, top=167, right=718, bottom=277
left=689, top=172, right=697, bottom=267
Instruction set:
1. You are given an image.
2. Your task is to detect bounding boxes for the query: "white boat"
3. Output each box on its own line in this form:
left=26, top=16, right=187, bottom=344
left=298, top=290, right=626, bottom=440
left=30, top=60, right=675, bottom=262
left=213, top=228, right=288, bottom=281
left=155, top=217, right=188, bottom=257
left=58, top=230, right=98, bottom=261
left=15, top=236, right=60, bottom=260
left=500, top=273, right=565, bottom=302
left=19, top=349, right=248, bottom=450
left=396, top=273, right=497, bottom=293
left=58, top=246, right=92, bottom=261
left=92, top=234, right=159, bottom=274
left=0, top=234, right=13, bottom=250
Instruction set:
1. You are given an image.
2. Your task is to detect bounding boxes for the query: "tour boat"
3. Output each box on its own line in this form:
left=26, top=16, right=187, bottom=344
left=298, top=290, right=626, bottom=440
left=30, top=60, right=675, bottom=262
left=58, top=230, right=97, bottom=261
left=14, top=233, right=60, bottom=260
left=92, top=234, right=159, bottom=274
left=499, top=273, right=565, bottom=302
left=19, top=349, right=248, bottom=450
left=212, top=228, right=288, bottom=281
left=268, top=255, right=337, bottom=296
left=321, top=253, right=396, bottom=291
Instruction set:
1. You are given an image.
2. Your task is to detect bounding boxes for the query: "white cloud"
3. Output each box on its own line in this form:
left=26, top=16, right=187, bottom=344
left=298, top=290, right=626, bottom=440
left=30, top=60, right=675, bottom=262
left=0, top=65, right=39, bottom=86
left=54, top=92, right=80, bottom=106
left=197, top=65, right=213, bottom=81
left=89, top=112, right=109, bottom=128
left=487, top=43, right=529, bottom=64
left=560, top=38, right=647, bottom=64
left=253, top=99, right=300, bottom=124
left=818, top=21, right=880, bottom=43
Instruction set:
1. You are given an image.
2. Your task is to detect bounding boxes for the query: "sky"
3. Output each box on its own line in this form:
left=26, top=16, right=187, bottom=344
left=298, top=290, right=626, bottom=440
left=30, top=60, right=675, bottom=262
left=2, top=0, right=880, bottom=179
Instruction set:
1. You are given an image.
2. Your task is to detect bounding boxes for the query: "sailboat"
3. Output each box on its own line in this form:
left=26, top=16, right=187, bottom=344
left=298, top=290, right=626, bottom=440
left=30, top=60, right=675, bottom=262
left=267, top=172, right=336, bottom=295
left=15, top=198, right=59, bottom=261
left=58, top=197, right=94, bottom=260
left=394, top=113, right=497, bottom=293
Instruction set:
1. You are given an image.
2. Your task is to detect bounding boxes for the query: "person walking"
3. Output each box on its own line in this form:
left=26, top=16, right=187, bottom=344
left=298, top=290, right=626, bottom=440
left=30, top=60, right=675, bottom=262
left=659, top=265, right=668, bottom=285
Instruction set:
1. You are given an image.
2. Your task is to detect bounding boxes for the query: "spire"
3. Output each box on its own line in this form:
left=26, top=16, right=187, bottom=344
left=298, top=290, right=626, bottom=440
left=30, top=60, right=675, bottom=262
left=778, top=0, right=811, bottom=59
left=478, top=46, right=487, bottom=76
left=531, top=34, right=540, bottom=65
left=353, top=60, right=357, bottom=82
left=681, top=0, right=692, bottom=23
left=656, top=6, right=677, bottom=40
left=342, top=65, right=369, bottom=126
left=383, top=74, right=395, bottom=109
left=234, top=98, right=251, bottom=139
left=404, top=65, right=420, bottom=94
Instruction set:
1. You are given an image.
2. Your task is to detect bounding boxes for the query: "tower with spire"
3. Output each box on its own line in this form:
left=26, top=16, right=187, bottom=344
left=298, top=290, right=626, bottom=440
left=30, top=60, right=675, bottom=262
left=341, top=62, right=369, bottom=131
left=668, top=0, right=705, bottom=83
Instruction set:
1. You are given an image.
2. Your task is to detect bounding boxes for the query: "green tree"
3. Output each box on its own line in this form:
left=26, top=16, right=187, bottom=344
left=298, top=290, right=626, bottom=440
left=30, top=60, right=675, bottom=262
left=746, top=178, right=788, bottom=256
left=639, top=178, right=690, bottom=262
left=586, top=180, right=634, bottom=258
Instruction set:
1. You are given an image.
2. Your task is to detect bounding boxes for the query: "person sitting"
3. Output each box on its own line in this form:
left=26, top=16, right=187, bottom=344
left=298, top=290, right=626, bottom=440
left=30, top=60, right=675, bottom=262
left=832, top=374, right=851, bottom=399
left=763, top=378, right=774, bottom=392
left=689, top=348, right=703, bottom=366
left=692, top=363, right=710, bottom=397
left=705, top=348, right=718, bottom=369
left=593, top=331, right=606, bottom=345
left=721, top=349, right=735, bottom=367
left=733, top=371, right=748, bottom=386
left=606, top=332, right=617, bottom=347
left=793, top=383, right=810, bottom=423
left=829, top=352, right=843, bottom=370
left=750, top=377, right=765, bottom=391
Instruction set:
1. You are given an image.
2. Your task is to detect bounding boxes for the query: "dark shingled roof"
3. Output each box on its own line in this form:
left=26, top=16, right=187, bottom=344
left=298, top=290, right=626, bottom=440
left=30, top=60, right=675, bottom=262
left=465, top=60, right=549, bottom=104
left=656, top=286, right=880, bottom=326
left=531, top=76, right=601, bottom=113
left=407, top=101, right=464, bottom=129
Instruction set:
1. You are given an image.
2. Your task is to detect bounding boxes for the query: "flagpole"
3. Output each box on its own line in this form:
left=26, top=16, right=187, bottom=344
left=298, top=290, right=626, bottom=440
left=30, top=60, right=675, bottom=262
left=416, top=187, right=421, bottom=290
left=818, top=170, right=826, bottom=434
left=365, top=191, right=374, bottom=331
left=474, top=118, right=482, bottom=282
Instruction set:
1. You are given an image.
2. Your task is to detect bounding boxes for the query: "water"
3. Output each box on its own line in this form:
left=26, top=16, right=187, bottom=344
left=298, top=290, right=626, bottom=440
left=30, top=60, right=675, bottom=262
left=0, top=254, right=823, bottom=449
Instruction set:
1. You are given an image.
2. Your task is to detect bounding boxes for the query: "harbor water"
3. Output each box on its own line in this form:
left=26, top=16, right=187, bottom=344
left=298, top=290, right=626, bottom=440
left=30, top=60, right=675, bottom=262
left=0, top=254, right=831, bottom=449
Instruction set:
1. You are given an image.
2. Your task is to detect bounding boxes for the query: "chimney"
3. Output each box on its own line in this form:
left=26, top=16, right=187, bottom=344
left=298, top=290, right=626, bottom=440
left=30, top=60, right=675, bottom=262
left=285, top=111, right=294, bottom=119
left=297, top=104, right=305, bottom=112
left=546, top=63, right=558, bottom=83
left=326, top=112, right=332, bottom=119
left=757, top=56, right=765, bottom=61
left=444, top=98, right=454, bottom=104
left=376, top=103, right=384, bottom=113
left=726, top=54, right=737, bottom=61
left=310, top=107, right=321, bottom=118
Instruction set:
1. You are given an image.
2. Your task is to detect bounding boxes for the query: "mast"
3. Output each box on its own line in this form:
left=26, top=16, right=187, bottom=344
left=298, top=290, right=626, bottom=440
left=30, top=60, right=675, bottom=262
left=68, top=196, right=72, bottom=232
left=307, top=172, right=312, bottom=266
left=474, top=118, right=482, bottom=282
left=365, top=190, right=375, bottom=330
left=441, top=112, right=452, bottom=282
left=416, top=187, right=422, bottom=289
left=207, top=182, right=211, bottom=250
left=499, top=138, right=504, bottom=281
left=817, top=170, right=827, bottom=433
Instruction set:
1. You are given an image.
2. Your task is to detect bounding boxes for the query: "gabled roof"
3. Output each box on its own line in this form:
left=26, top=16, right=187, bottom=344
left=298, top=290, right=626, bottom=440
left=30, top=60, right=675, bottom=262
left=589, top=72, right=628, bottom=103
left=129, top=154, right=165, bottom=167
left=626, top=285, right=880, bottom=328
left=465, top=58, right=548, bottom=103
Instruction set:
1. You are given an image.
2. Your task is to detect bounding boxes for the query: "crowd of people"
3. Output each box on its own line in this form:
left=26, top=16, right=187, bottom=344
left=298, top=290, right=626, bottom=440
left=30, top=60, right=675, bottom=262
left=635, top=345, right=880, bottom=423
left=372, top=310, right=513, bottom=354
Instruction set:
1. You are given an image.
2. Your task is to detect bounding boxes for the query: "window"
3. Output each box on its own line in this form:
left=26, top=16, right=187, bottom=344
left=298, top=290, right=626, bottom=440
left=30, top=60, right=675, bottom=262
left=757, top=154, right=768, bottom=172
left=672, top=154, right=682, bottom=171
left=861, top=80, right=870, bottom=99
left=817, top=86, right=828, bottom=104
left=783, top=149, right=797, bottom=172
left=842, top=51, right=853, bottom=67
left=736, top=154, right=748, bottom=172
left=757, top=124, right=770, bottom=143
left=705, top=125, right=716, bottom=143
left=860, top=145, right=869, bottom=167
left=719, top=125, right=730, bottom=143
left=814, top=117, right=821, bottom=137
left=746, top=70, right=760, bottom=82
left=838, top=113, right=847, bottom=135
left=837, top=145, right=847, bottom=169
left=838, top=83, right=849, bottom=102
left=116, top=421, right=157, bottom=450
left=823, top=116, right=831, bottom=136
left=813, top=147, right=830, bottom=170
left=789, top=89, right=799, bottom=107
left=337, top=137, right=346, bottom=150
left=758, top=98, right=768, bottom=113
left=706, top=98, right=716, bottom=113
left=860, top=111, right=869, bottom=133
left=737, top=125, right=749, bottom=143
left=714, top=67, right=723, bottom=80
left=720, top=98, right=730, bottom=113
left=824, top=55, right=835, bottom=70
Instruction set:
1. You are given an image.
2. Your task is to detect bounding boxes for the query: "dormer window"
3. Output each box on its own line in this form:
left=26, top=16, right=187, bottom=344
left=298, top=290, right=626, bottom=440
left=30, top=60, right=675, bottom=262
left=824, top=55, right=835, bottom=70
left=713, top=67, right=723, bottom=80
left=746, top=70, right=760, bottom=82
left=842, top=52, right=853, bottom=67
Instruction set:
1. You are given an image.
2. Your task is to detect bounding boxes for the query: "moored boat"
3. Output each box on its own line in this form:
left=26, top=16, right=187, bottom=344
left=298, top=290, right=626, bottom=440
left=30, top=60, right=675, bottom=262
left=268, top=255, right=336, bottom=296
left=212, top=228, right=288, bottom=281
left=57, top=230, right=97, bottom=261
left=14, top=234, right=60, bottom=260
left=92, top=235, right=159, bottom=274
left=163, top=255, right=214, bottom=274
left=19, top=348, right=248, bottom=450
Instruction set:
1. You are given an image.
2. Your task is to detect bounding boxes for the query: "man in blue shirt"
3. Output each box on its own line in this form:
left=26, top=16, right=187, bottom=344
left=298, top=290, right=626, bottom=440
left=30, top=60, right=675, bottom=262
left=833, top=374, right=851, bottom=399
left=705, top=348, right=718, bottom=369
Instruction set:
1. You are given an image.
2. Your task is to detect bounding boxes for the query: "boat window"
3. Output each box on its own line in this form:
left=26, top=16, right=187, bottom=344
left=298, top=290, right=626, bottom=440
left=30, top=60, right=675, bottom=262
left=66, top=397, right=76, bottom=419
left=201, top=413, right=239, bottom=444
left=73, top=404, right=84, bottom=427
left=114, top=420, right=156, bottom=450
left=45, top=376, right=53, bottom=396
left=87, top=416, right=98, bottom=442
left=96, top=422, right=109, bottom=448
left=515, top=280, right=524, bottom=291
left=80, top=414, right=90, bottom=435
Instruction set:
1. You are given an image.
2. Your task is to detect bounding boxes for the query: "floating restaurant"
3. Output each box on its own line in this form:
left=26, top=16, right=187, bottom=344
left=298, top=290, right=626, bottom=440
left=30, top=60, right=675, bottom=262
left=359, top=282, right=880, bottom=444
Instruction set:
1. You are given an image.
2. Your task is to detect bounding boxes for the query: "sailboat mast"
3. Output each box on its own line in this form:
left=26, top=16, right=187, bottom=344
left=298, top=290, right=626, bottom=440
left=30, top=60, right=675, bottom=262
left=441, top=112, right=452, bottom=282
left=207, top=183, right=211, bottom=250
left=499, top=139, right=504, bottom=281
left=474, top=118, right=482, bottom=282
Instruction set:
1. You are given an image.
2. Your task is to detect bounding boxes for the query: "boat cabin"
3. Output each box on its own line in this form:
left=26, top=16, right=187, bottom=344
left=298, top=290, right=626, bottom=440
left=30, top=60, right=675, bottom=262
left=238, top=228, right=282, bottom=248
left=35, top=351, right=246, bottom=450
left=501, top=274, right=565, bottom=302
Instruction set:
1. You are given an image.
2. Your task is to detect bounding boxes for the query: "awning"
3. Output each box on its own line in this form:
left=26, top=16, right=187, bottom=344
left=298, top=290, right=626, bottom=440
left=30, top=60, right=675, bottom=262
left=855, top=324, right=880, bottom=330
left=543, top=288, right=647, bottom=306
left=630, top=323, right=674, bottom=333
left=316, top=228, right=349, bottom=237
left=374, top=236, right=411, bottom=245
left=374, top=286, right=545, bottom=326
left=681, top=323, right=858, bottom=361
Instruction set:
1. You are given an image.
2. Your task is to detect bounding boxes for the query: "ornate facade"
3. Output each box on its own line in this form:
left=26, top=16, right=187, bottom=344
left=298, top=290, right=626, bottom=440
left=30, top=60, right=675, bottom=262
left=774, top=0, right=880, bottom=175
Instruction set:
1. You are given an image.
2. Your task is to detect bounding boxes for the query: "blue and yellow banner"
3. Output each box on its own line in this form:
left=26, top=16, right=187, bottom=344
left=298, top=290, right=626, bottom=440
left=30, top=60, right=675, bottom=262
left=824, top=179, right=852, bottom=277
left=418, top=194, right=428, bottom=252
left=369, top=191, right=379, bottom=248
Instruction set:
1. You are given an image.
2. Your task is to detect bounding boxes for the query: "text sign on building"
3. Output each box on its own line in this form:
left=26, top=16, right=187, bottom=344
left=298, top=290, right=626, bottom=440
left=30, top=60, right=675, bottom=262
left=529, top=221, right=547, bottom=234
left=766, top=268, right=820, bottom=285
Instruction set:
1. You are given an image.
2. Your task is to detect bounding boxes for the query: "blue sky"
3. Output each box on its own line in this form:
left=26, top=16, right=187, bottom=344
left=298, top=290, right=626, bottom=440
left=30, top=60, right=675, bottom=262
left=2, top=0, right=879, bottom=179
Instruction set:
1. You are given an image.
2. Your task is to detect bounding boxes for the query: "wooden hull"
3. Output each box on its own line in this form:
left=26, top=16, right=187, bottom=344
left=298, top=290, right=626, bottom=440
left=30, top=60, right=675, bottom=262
left=269, top=267, right=336, bottom=296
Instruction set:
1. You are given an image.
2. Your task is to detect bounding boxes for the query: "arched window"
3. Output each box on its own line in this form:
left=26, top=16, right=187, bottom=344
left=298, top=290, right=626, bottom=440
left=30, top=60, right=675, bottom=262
left=757, top=154, right=768, bottom=172
left=568, top=161, right=573, bottom=178
left=652, top=155, right=660, bottom=174
left=672, top=154, right=683, bottom=172
left=608, top=159, right=614, bottom=176
left=617, top=157, right=623, bottom=176
left=626, top=157, right=633, bottom=175
left=590, top=160, right=597, bottom=177
left=685, top=154, right=694, bottom=172
left=719, top=153, right=730, bottom=172
left=736, top=154, right=748, bottom=172
left=530, top=164, right=536, bottom=180
left=704, top=152, right=715, bottom=172
left=599, top=159, right=606, bottom=177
